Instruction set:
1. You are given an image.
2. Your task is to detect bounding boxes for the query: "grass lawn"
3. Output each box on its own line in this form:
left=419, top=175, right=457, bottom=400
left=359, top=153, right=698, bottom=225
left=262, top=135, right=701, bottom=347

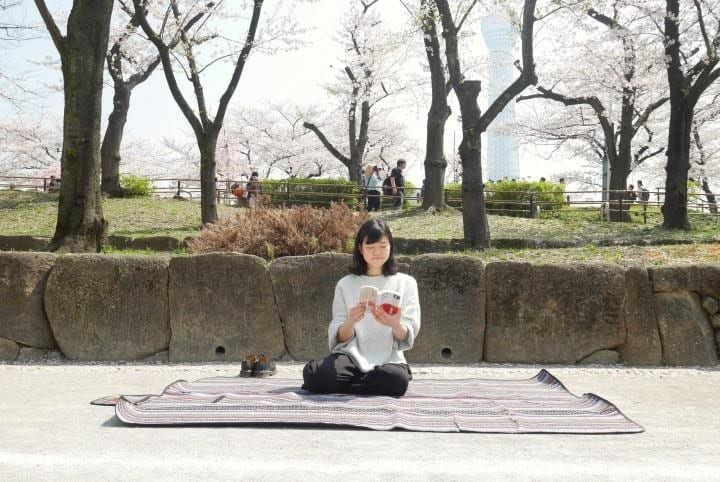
left=1, top=190, right=719, bottom=264
left=0, top=190, right=237, bottom=239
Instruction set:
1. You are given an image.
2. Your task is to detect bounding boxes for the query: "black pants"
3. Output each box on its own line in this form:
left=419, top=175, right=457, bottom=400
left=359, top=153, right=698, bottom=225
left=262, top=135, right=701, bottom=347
left=366, top=190, right=381, bottom=212
left=302, top=353, right=412, bottom=396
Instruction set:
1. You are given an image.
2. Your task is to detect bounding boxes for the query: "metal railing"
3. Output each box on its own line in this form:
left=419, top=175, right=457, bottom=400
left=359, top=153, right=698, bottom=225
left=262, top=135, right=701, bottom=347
left=1, top=175, right=718, bottom=222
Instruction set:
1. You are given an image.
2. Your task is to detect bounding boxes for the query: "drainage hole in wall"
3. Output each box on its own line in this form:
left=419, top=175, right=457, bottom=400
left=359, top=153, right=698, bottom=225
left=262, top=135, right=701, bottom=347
left=441, top=347, right=452, bottom=359
left=215, top=346, right=226, bottom=356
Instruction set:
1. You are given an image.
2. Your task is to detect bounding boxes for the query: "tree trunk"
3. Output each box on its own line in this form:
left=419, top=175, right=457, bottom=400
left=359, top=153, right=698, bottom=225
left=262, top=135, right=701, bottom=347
left=422, top=103, right=450, bottom=210
left=198, top=134, right=219, bottom=225
left=349, top=151, right=363, bottom=183
left=608, top=128, right=632, bottom=222
left=662, top=104, right=692, bottom=230
left=607, top=166, right=631, bottom=222
left=421, top=1, right=449, bottom=210
left=458, top=81, right=490, bottom=248
left=100, top=83, right=130, bottom=197
left=699, top=177, right=718, bottom=214
left=49, top=0, right=113, bottom=252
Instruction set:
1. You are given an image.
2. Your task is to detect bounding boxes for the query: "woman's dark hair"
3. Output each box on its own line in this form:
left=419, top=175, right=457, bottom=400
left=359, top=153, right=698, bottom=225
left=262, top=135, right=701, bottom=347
left=251, top=171, right=259, bottom=178
left=350, top=219, right=398, bottom=276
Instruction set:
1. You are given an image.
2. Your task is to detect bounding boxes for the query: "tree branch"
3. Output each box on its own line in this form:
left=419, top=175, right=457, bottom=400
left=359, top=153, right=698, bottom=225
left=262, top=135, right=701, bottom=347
left=303, top=122, right=350, bottom=167
left=33, top=0, right=65, bottom=55
left=132, top=0, right=204, bottom=136
left=213, top=0, right=264, bottom=135
left=477, top=0, right=538, bottom=132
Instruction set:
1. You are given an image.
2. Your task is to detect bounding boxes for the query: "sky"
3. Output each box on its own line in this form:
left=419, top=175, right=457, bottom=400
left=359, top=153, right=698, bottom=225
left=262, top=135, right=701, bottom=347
left=0, top=0, right=583, bottom=186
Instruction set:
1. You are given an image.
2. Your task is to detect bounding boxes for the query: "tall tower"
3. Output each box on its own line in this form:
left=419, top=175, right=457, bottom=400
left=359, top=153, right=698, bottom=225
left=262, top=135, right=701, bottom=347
left=481, top=15, right=520, bottom=181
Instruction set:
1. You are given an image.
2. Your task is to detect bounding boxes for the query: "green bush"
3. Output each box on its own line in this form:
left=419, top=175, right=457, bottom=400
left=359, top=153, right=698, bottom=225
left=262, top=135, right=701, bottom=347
left=442, top=180, right=566, bottom=217
left=120, top=174, right=153, bottom=197
left=187, top=203, right=369, bottom=259
left=260, top=177, right=362, bottom=209
left=486, top=180, right=565, bottom=217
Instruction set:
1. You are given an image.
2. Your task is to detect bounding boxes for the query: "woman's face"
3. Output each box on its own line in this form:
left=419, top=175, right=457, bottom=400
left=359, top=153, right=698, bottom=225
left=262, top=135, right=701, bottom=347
left=360, top=235, right=391, bottom=272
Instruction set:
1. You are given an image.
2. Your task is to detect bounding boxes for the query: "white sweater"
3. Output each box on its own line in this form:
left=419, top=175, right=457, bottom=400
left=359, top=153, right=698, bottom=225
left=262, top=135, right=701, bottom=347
left=328, top=272, right=421, bottom=372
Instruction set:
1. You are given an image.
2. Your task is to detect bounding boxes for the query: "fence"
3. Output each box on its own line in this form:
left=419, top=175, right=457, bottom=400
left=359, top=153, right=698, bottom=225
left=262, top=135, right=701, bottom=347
left=1, top=175, right=718, bottom=222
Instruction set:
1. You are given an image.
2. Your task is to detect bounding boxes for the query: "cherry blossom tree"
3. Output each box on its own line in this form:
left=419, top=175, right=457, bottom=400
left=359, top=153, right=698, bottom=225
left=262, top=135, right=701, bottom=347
left=303, top=0, right=414, bottom=183
left=517, top=3, right=668, bottom=221
left=0, top=114, right=62, bottom=175
left=101, top=0, right=212, bottom=197
left=435, top=0, right=538, bottom=248
left=660, top=0, right=720, bottom=229
left=225, top=102, right=338, bottom=179
left=690, top=85, right=720, bottom=213
left=411, top=0, right=481, bottom=210
left=132, top=0, right=305, bottom=224
left=34, top=0, right=114, bottom=252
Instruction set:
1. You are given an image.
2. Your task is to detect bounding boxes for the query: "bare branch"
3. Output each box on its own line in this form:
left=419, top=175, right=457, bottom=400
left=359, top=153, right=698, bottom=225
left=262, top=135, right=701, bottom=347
left=33, top=0, right=65, bottom=54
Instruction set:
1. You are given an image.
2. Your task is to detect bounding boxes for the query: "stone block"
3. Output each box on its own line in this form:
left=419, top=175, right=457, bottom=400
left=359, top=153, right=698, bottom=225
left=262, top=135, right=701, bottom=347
left=702, top=296, right=719, bottom=315
left=405, top=255, right=485, bottom=363
left=484, top=262, right=625, bottom=364
left=650, top=266, right=700, bottom=293
left=107, top=235, right=132, bottom=250
left=654, top=291, right=718, bottom=366
left=0, top=336, right=19, bottom=360
left=169, top=253, right=284, bottom=362
left=712, top=314, right=720, bottom=330
left=128, top=236, right=181, bottom=252
left=0, top=252, right=57, bottom=348
left=0, top=235, right=49, bottom=252
left=143, top=350, right=169, bottom=363
left=618, top=266, right=662, bottom=365
left=699, top=265, right=720, bottom=298
left=45, top=255, right=170, bottom=360
left=17, top=346, right=49, bottom=361
left=270, top=253, right=352, bottom=360
left=579, top=349, right=621, bottom=365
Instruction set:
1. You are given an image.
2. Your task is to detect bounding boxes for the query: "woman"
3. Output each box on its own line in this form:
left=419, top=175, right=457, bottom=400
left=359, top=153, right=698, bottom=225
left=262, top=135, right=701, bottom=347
left=363, top=165, right=383, bottom=212
left=246, top=171, right=260, bottom=208
left=302, top=219, right=421, bottom=396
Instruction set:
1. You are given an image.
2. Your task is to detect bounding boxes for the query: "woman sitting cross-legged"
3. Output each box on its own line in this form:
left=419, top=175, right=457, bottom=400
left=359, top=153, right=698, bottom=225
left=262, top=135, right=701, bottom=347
left=302, top=219, right=421, bottom=397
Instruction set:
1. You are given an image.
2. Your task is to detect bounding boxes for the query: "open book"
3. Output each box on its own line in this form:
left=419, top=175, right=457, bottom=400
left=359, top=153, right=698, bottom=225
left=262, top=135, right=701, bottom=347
left=359, top=285, right=402, bottom=315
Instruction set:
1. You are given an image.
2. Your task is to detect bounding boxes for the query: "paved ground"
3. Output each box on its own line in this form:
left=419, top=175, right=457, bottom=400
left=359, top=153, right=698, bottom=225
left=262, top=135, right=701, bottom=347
left=1, top=362, right=719, bottom=481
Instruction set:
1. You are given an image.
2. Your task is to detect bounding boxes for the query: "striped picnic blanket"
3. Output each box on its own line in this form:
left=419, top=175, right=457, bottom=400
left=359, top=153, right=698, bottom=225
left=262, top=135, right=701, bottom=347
left=94, top=369, right=643, bottom=433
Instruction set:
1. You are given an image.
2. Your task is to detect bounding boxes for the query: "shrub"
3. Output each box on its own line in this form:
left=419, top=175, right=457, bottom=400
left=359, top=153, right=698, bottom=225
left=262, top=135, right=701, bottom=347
left=120, top=174, right=153, bottom=197
left=187, top=203, right=369, bottom=259
left=486, top=180, right=565, bottom=217
left=259, top=177, right=362, bottom=209
left=442, top=180, right=566, bottom=216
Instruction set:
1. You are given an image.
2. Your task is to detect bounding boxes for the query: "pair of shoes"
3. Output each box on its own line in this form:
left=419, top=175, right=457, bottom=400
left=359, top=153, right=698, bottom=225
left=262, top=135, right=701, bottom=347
left=239, top=354, right=277, bottom=378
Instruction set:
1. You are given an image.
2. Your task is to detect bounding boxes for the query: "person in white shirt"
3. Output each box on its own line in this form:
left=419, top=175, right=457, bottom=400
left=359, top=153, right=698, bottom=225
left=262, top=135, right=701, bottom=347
left=363, top=165, right=383, bottom=212
left=302, top=219, right=421, bottom=396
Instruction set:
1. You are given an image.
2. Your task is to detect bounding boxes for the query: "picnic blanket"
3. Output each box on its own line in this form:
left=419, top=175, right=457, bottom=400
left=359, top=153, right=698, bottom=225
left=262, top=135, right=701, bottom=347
left=93, top=369, right=643, bottom=433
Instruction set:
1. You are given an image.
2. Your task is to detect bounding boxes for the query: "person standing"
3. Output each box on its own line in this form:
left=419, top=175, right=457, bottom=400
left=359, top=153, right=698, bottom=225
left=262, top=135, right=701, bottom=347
left=626, top=184, right=637, bottom=202
left=637, top=180, right=650, bottom=204
left=389, top=159, right=406, bottom=208
left=246, top=171, right=261, bottom=209
left=364, top=165, right=383, bottom=212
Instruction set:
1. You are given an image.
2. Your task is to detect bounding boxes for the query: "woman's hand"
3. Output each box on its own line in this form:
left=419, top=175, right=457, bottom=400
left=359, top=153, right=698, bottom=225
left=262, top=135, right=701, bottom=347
left=347, top=303, right=368, bottom=324
left=337, top=303, right=368, bottom=343
left=371, top=305, right=401, bottom=328
left=371, top=305, right=408, bottom=342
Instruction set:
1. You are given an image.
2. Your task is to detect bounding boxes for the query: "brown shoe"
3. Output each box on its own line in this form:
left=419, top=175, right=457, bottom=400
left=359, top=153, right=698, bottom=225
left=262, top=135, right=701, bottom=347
left=239, top=354, right=256, bottom=377
left=253, top=354, right=277, bottom=378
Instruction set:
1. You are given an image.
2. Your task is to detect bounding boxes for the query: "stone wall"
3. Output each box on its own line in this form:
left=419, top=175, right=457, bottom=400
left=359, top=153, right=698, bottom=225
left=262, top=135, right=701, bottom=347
left=1, top=252, right=718, bottom=366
